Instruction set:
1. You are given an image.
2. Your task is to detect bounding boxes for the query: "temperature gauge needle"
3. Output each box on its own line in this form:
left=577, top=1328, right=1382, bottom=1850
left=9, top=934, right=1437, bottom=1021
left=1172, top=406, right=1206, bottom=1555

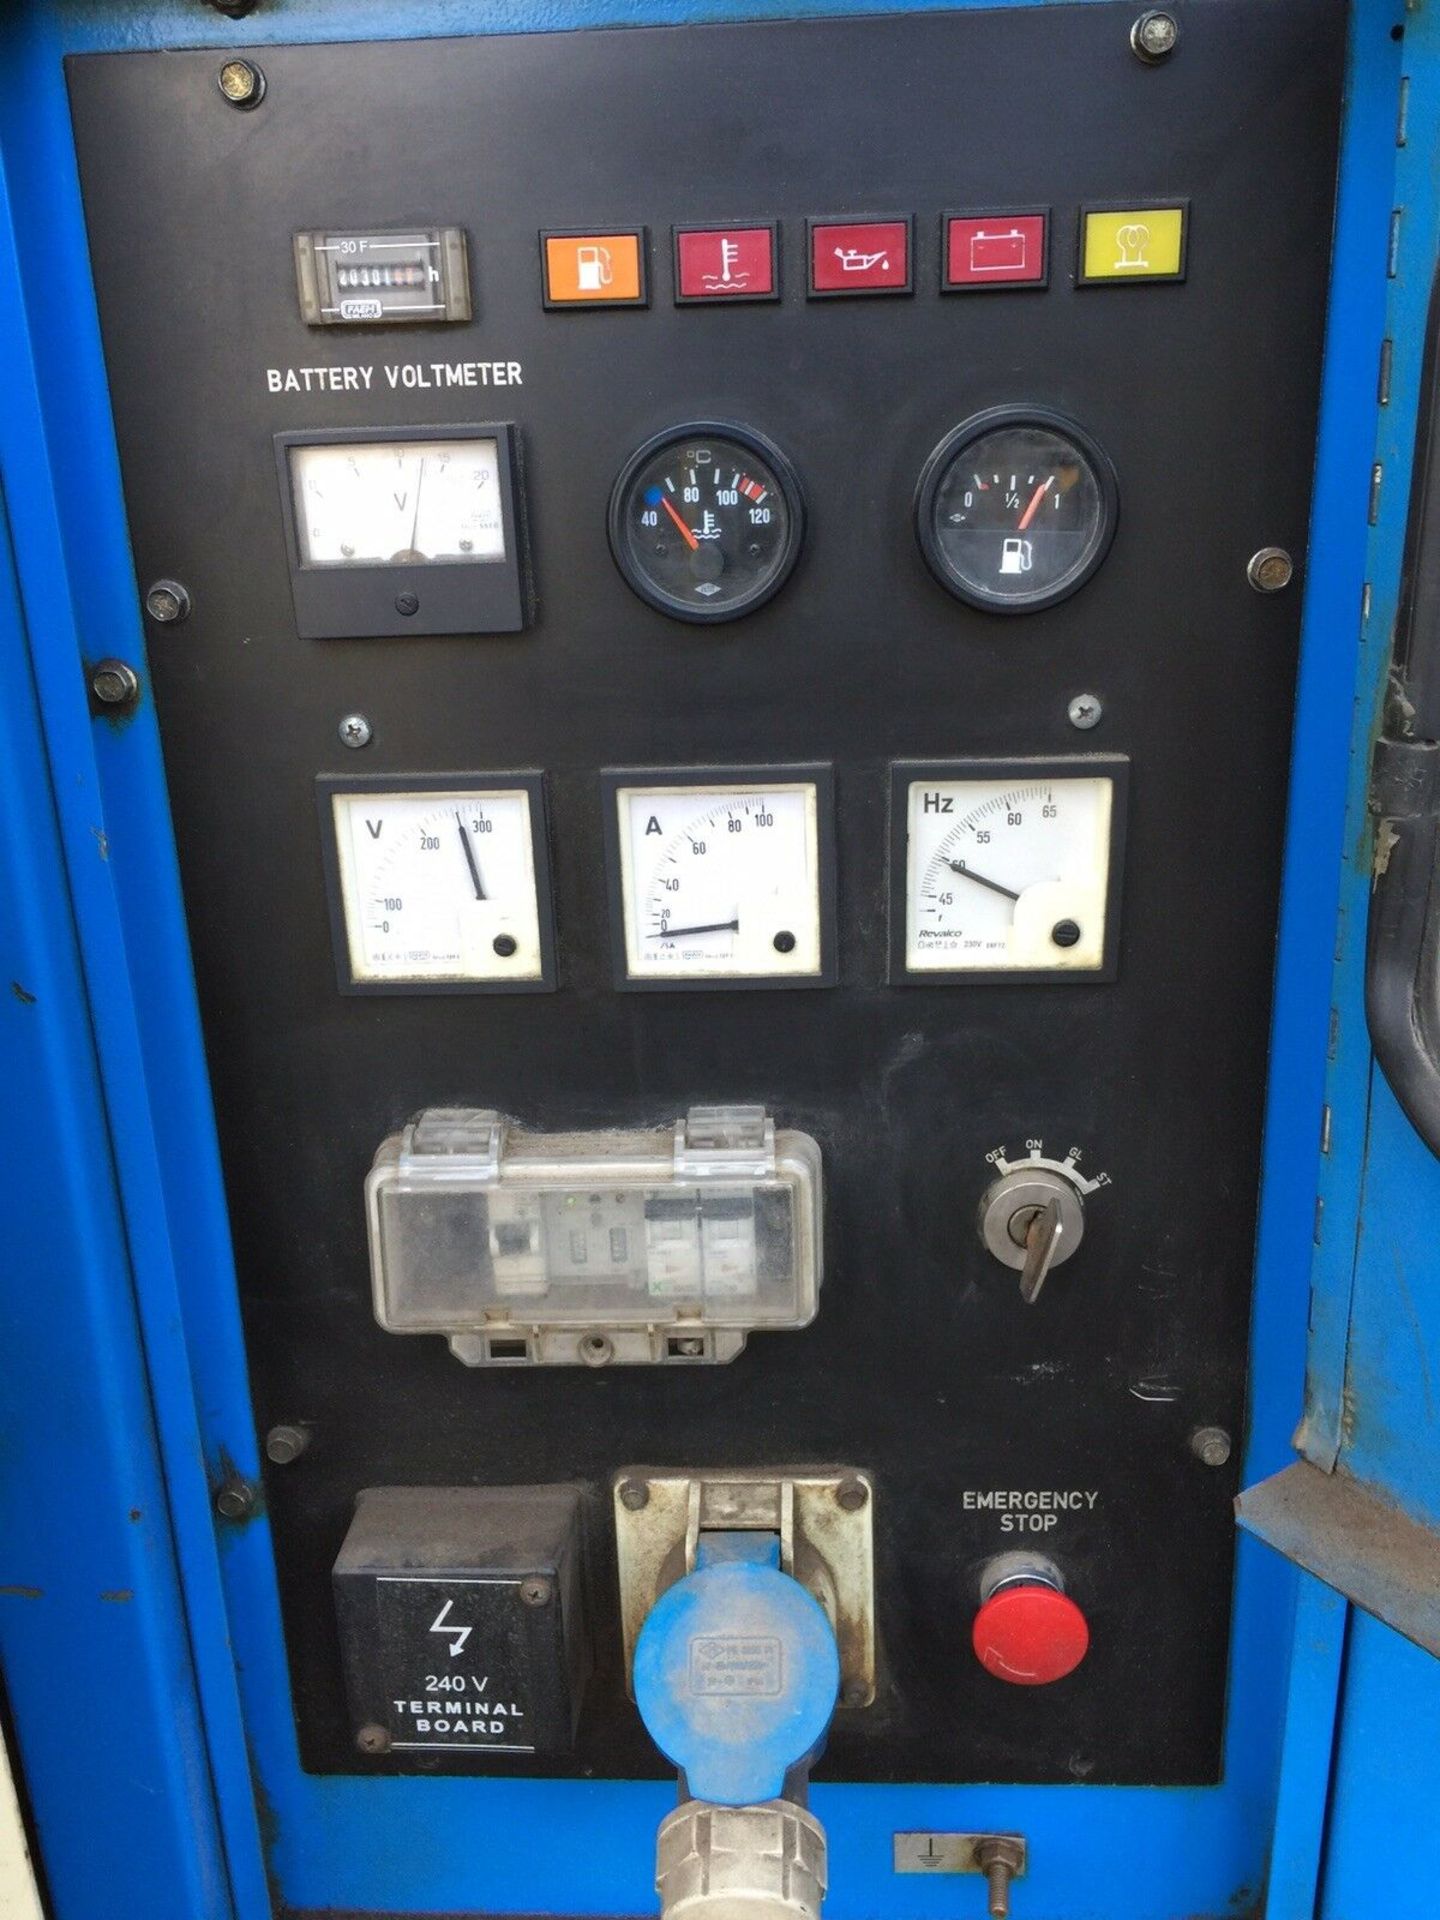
left=947, top=858, right=1021, bottom=904
left=457, top=812, right=486, bottom=900
left=660, top=494, right=700, bottom=552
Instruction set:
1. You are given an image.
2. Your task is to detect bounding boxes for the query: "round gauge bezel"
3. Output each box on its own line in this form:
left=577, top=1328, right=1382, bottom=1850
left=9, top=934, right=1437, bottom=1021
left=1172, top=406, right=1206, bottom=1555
left=915, top=406, right=1120, bottom=615
left=607, top=420, right=806, bottom=624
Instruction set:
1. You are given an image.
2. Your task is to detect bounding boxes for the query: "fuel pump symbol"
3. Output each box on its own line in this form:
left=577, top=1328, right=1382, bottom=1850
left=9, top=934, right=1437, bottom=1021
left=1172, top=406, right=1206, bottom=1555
left=575, top=244, right=614, bottom=292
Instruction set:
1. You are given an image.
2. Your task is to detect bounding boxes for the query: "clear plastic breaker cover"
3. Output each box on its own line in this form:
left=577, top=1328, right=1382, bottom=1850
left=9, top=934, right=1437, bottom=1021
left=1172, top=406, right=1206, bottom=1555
left=366, top=1106, right=822, bottom=1365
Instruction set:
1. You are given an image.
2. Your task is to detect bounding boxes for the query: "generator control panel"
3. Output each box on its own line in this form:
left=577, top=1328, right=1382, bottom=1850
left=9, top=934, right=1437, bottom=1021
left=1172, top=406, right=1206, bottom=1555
left=68, top=0, right=1345, bottom=1805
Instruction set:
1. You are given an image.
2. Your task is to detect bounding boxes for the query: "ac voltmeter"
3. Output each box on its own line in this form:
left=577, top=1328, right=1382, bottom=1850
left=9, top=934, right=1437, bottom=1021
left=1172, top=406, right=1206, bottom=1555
left=891, top=759, right=1128, bottom=982
left=318, top=774, right=555, bottom=993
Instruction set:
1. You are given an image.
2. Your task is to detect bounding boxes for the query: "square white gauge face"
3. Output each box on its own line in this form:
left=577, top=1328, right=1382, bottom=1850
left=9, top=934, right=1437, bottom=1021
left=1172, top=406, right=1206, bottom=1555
left=326, top=783, right=550, bottom=988
left=291, top=438, right=505, bottom=567
left=903, top=771, right=1117, bottom=974
left=612, top=778, right=828, bottom=983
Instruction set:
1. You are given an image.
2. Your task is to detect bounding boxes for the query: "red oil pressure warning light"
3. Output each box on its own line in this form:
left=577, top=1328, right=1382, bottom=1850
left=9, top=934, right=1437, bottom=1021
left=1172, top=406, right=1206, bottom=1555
left=972, top=1554, right=1090, bottom=1686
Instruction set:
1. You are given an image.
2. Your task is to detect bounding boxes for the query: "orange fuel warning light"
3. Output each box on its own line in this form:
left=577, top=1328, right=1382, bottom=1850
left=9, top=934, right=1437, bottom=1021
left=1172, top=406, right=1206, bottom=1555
left=543, top=231, right=646, bottom=306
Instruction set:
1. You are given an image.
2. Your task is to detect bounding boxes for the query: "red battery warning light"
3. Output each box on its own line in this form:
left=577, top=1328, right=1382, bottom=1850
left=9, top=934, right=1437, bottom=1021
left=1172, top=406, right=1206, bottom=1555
left=944, top=213, right=1049, bottom=291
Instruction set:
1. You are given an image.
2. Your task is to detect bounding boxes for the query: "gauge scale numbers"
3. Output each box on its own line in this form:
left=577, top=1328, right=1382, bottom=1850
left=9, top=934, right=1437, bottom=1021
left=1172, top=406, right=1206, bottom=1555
left=918, top=411, right=1118, bottom=613
left=899, top=766, right=1124, bottom=979
left=323, top=779, right=552, bottom=991
left=291, top=437, right=505, bottom=567
left=609, top=775, right=831, bottom=985
left=609, top=426, right=803, bottom=622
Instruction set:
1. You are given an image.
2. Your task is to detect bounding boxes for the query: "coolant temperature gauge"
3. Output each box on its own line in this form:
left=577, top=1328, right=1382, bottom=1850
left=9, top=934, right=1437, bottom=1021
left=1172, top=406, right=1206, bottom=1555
left=319, top=775, right=555, bottom=992
left=892, top=760, right=1127, bottom=982
left=605, top=769, right=835, bottom=987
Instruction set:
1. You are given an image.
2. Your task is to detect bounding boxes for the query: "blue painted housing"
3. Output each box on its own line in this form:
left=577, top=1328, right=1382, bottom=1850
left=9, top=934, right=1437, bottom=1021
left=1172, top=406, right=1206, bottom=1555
left=0, top=2, right=1422, bottom=1917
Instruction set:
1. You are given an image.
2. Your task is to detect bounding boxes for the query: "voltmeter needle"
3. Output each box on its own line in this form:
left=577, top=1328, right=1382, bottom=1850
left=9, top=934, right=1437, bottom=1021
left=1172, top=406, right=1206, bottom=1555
left=660, top=494, right=700, bottom=551
left=457, top=812, right=486, bottom=900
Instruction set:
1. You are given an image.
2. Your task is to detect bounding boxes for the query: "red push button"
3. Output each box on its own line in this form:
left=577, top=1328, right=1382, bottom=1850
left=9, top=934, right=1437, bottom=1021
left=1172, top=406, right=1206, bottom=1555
left=972, top=1583, right=1090, bottom=1686
left=809, top=219, right=911, bottom=296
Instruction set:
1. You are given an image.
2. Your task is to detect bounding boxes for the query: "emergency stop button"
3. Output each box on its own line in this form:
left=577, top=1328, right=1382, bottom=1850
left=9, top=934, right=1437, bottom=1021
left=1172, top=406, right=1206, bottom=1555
left=972, top=1554, right=1089, bottom=1686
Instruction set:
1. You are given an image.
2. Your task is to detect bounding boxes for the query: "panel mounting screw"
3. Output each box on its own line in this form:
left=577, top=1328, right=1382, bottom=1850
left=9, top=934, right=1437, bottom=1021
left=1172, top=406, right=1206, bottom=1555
left=264, top=1423, right=310, bottom=1465
left=355, top=1723, right=391, bottom=1755
left=217, top=57, right=266, bottom=109
left=1247, top=546, right=1295, bottom=594
left=1067, top=692, right=1103, bottom=731
left=1190, top=1425, right=1233, bottom=1468
left=1131, top=10, right=1180, bottom=61
left=90, top=659, right=140, bottom=711
left=520, top=1576, right=553, bottom=1608
left=835, top=1476, right=869, bottom=1512
left=338, top=713, right=373, bottom=750
left=619, top=1479, right=651, bottom=1511
left=144, top=579, right=191, bottom=625
left=214, top=1476, right=257, bottom=1520
left=975, top=1837, right=1025, bottom=1920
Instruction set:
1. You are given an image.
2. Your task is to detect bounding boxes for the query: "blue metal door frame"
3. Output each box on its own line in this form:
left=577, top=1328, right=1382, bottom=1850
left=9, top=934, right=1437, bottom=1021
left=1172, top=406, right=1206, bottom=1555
left=0, top=2, right=1411, bottom=1913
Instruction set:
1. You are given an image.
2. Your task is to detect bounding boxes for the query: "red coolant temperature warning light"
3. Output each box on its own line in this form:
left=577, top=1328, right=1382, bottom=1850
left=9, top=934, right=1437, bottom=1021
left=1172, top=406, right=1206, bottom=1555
left=972, top=1557, right=1090, bottom=1686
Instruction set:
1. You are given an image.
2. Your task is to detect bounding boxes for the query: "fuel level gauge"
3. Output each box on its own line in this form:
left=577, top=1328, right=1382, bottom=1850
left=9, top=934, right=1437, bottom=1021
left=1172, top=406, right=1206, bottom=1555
left=319, top=774, right=555, bottom=992
left=891, top=759, right=1128, bottom=982
left=917, top=409, right=1119, bottom=613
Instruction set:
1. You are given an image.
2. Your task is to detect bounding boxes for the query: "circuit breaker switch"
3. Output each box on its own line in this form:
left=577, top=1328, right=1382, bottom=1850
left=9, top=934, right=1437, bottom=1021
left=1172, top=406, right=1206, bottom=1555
left=366, top=1106, right=822, bottom=1366
left=972, top=1552, right=1089, bottom=1686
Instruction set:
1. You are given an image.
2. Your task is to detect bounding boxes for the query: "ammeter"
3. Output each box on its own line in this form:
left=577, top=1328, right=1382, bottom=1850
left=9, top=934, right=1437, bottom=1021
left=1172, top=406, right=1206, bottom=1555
left=604, top=769, right=834, bottom=987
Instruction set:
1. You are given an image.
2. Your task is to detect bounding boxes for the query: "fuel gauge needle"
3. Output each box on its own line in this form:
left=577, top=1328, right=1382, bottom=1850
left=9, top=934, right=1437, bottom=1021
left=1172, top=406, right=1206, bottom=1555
left=457, top=812, right=486, bottom=900
left=661, top=494, right=700, bottom=551
left=1018, top=477, right=1053, bottom=532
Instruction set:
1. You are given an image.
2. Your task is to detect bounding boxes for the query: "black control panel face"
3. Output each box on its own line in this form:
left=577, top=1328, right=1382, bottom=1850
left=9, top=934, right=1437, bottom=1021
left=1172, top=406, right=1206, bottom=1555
left=70, top=3, right=1344, bottom=1786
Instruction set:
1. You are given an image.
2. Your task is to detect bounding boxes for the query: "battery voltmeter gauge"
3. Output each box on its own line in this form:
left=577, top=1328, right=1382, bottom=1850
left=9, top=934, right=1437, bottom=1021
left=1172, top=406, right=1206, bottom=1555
left=609, top=424, right=804, bottom=622
left=318, top=774, right=555, bottom=993
left=891, top=759, right=1128, bottom=982
left=604, top=768, right=835, bottom=988
left=276, top=426, right=527, bottom=638
left=917, top=409, right=1119, bottom=613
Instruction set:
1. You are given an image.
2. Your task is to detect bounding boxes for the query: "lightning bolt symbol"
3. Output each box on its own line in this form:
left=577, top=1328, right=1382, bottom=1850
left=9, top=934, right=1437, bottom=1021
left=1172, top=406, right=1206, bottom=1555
left=429, top=1598, right=471, bottom=1658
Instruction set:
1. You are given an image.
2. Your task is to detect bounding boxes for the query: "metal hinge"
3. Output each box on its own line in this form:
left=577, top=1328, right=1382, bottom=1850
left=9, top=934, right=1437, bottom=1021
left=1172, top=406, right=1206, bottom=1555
left=1370, top=732, right=1440, bottom=827
left=675, top=1104, right=776, bottom=1177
